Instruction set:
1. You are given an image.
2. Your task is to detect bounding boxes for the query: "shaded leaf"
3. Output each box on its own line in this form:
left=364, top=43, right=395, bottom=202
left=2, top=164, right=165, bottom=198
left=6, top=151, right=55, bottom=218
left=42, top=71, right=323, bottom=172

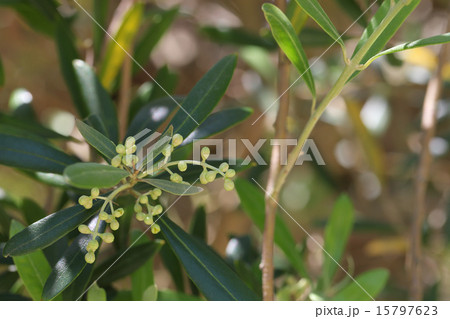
left=4, top=202, right=103, bottom=256
left=167, top=54, right=237, bottom=138
left=0, top=125, right=78, bottom=174
left=321, top=195, right=354, bottom=288
left=93, top=0, right=109, bottom=59
left=200, top=26, right=275, bottom=50
left=64, top=163, right=129, bottom=189
left=157, top=233, right=185, bottom=292
left=131, top=230, right=156, bottom=301
left=158, top=290, right=202, bottom=301
left=142, top=284, right=158, bottom=301
left=159, top=216, right=259, bottom=300
left=8, top=88, right=36, bottom=120
left=134, top=7, right=179, bottom=71
left=42, top=217, right=106, bottom=301
left=235, top=179, right=308, bottom=277
left=140, top=179, right=203, bottom=196
left=332, top=269, right=389, bottom=301
left=190, top=206, right=207, bottom=241
left=182, top=107, right=253, bottom=145
left=263, top=3, right=315, bottom=98
left=94, top=240, right=164, bottom=286
left=19, top=198, right=46, bottom=225
left=10, top=220, right=51, bottom=301
left=73, top=60, right=119, bottom=142
left=76, top=120, right=117, bottom=161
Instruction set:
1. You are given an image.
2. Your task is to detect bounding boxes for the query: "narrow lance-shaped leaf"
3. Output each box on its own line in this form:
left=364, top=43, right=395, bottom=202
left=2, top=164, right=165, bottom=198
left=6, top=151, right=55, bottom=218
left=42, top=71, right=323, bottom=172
left=76, top=120, right=117, bottom=161
left=93, top=0, right=109, bottom=59
left=182, top=107, right=253, bottom=145
left=55, top=21, right=88, bottom=118
left=140, top=179, right=203, bottom=196
left=294, top=0, right=346, bottom=56
left=159, top=216, right=259, bottom=301
left=364, top=33, right=450, bottom=68
left=332, top=269, right=389, bottom=301
left=131, top=230, right=157, bottom=301
left=64, top=163, right=129, bottom=189
left=73, top=60, right=119, bottom=143
left=100, top=3, right=143, bottom=91
left=235, top=179, right=308, bottom=277
left=10, top=220, right=51, bottom=301
left=134, top=7, right=179, bottom=72
left=0, top=125, right=78, bottom=174
left=93, top=240, right=164, bottom=286
left=262, top=3, right=315, bottom=99
left=167, top=54, right=237, bottom=138
left=4, top=201, right=103, bottom=256
left=42, top=217, right=106, bottom=301
left=321, top=195, right=354, bottom=289
left=351, top=0, right=420, bottom=66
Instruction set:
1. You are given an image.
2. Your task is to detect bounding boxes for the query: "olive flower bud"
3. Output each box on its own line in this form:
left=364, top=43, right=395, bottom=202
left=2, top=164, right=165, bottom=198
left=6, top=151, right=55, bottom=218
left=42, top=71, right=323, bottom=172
left=219, top=163, right=229, bottom=172
left=172, top=134, right=183, bottom=147
left=85, top=252, right=95, bottom=264
left=111, top=155, right=122, bottom=167
left=101, top=232, right=114, bottom=243
left=178, top=161, right=187, bottom=172
left=125, top=136, right=135, bottom=149
left=225, top=169, right=236, bottom=178
left=151, top=224, right=161, bottom=234
left=224, top=179, right=235, bottom=191
left=78, top=224, right=92, bottom=234
left=201, top=147, right=210, bottom=161
left=116, top=144, right=126, bottom=155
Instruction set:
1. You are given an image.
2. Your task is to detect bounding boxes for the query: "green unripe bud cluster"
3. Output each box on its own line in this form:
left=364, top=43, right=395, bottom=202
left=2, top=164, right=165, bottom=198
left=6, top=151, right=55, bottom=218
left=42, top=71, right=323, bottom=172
left=112, top=136, right=139, bottom=168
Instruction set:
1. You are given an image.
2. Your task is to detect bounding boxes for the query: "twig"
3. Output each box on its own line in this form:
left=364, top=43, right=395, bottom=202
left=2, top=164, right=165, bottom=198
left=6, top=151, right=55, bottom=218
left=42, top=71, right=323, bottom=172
left=409, top=30, right=447, bottom=300
left=262, top=0, right=290, bottom=301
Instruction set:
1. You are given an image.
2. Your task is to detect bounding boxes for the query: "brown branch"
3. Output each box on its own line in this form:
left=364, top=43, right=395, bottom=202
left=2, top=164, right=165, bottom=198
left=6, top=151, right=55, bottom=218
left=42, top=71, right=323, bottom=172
left=409, top=33, right=447, bottom=301
left=261, top=0, right=290, bottom=301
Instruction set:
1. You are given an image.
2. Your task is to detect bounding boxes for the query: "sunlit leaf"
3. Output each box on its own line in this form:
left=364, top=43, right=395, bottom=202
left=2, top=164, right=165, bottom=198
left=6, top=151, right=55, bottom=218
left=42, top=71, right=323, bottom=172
left=332, top=269, right=389, bottom=301
left=87, top=282, right=106, bottom=301
left=263, top=3, right=315, bottom=98
left=100, top=3, right=143, bottom=90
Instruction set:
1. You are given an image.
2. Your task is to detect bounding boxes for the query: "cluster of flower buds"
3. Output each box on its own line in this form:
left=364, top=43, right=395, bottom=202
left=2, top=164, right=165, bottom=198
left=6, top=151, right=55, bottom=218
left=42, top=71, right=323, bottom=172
left=133, top=188, right=163, bottom=234
left=99, top=207, right=124, bottom=231
left=78, top=187, right=100, bottom=209
left=197, top=147, right=236, bottom=191
left=111, top=137, right=139, bottom=168
left=78, top=224, right=114, bottom=264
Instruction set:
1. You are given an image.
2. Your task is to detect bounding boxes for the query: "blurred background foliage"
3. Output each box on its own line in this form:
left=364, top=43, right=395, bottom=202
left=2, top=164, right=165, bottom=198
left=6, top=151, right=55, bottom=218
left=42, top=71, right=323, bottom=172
left=0, top=0, right=449, bottom=300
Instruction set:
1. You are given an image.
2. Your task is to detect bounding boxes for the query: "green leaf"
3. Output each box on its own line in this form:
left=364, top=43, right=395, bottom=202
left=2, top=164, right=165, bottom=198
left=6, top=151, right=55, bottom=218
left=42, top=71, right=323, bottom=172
left=93, top=240, right=164, bottom=286
left=321, top=195, right=354, bottom=288
left=332, top=269, right=389, bottom=301
left=0, top=113, right=68, bottom=140
left=190, top=206, right=207, bottom=241
left=87, top=282, right=107, bottom=301
left=100, top=3, right=143, bottom=91
left=167, top=54, right=237, bottom=138
left=8, top=88, right=36, bottom=120
left=73, top=59, right=119, bottom=142
left=93, top=0, right=109, bottom=59
left=4, top=202, right=103, bottom=256
left=134, top=7, right=179, bottom=71
left=0, top=56, right=4, bottom=86
left=234, top=179, right=308, bottom=277
left=336, top=0, right=367, bottom=27
left=55, top=22, right=88, bottom=118
left=157, top=233, right=185, bottom=292
left=127, top=96, right=182, bottom=137
left=182, top=107, right=253, bottom=145
left=0, top=126, right=78, bottom=174
left=262, top=3, right=315, bottom=98
left=365, top=33, right=450, bottom=67
left=147, top=65, right=179, bottom=102
left=293, top=0, right=346, bottom=54
left=142, top=284, right=158, bottom=301
left=159, top=216, right=259, bottom=301
left=140, top=179, right=203, bottom=196
left=42, top=217, right=106, bottom=301
left=10, top=220, right=51, bottom=301
left=131, top=230, right=156, bottom=301
left=76, top=120, right=117, bottom=161
left=351, top=0, right=420, bottom=65
left=64, top=163, right=129, bottom=189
